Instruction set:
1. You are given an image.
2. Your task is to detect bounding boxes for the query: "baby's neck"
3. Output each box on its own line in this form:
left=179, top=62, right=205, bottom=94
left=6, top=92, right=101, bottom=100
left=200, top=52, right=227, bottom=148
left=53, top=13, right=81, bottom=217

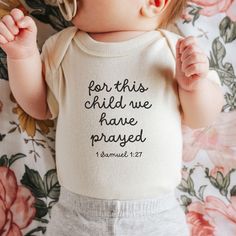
left=88, top=30, right=151, bottom=42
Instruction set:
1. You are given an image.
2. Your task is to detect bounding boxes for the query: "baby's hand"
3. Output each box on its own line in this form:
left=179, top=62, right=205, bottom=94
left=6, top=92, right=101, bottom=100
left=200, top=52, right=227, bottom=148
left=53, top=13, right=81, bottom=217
left=0, top=8, right=38, bottom=59
left=175, top=36, right=209, bottom=91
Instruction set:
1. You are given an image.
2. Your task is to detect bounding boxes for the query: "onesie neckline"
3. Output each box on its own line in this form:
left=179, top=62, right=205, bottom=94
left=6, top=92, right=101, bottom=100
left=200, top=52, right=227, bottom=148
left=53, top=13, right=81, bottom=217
left=73, top=30, right=162, bottom=57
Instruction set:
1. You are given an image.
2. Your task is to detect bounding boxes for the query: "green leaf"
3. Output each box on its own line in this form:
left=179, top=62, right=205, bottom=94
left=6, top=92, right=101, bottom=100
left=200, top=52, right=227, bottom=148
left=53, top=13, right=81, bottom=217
left=219, top=16, right=236, bottom=43
left=34, top=198, right=48, bottom=218
left=212, top=38, right=226, bottom=67
left=0, top=155, right=8, bottom=167
left=181, top=179, right=189, bottom=189
left=187, top=5, right=202, bottom=26
left=189, top=168, right=195, bottom=175
left=44, top=169, right=61, bottom=200
left=209, top=37, right=236, bottom=89
left=198, top=185, right=207, bottom=200
left=187, top=177, right=195, bottom=191
left=216, top=172, right=224, bottom=186
left=48, top=200, right=58, bottom=218
left=8, top=127, right=17, bottom=134
left=8, top=153, right=26, bottom=167
left=216, top=68, right=235, bottom=86
left=180, top=195, right=192, bottom=207
left=192, top=12, right=200, bottom=26
left=209, top=176, right=219, bottom=188
left=25, top=226, right=47, bottom=236
left=48, top=200, right=58, bottom=209
left=230, top=186, right=236, bottom=196
left=177, top=184, right=188, bottom=193
left=205, top=168, right=210, bottom=177
left=0, top=133, right=6, bottom=142
left=223, top=172, right=231, bottom=189
left=209, top=52, right=217, bottom=68
left=189, top=189, right=196, bottom=196
left=224, top=92, right=236, bottom=111
left=21, top=165, right=46, bottom=198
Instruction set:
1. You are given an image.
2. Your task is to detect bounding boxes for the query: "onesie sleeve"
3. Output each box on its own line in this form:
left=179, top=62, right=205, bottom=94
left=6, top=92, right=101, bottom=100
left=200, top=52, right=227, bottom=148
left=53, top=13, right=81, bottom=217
left=41, top=27, right=79, bottom=120
left=41, top=36, right=60, bottom=120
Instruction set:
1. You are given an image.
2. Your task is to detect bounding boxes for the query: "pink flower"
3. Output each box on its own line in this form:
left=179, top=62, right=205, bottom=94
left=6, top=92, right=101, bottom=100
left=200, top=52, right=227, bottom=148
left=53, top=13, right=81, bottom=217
left=187, top=196, right=236, bottom=235
left=182, top=111, right=236, bottom=165
left=205, top=196, right=236, bottom=235
left=187, top=201, right=215, bottom=236
left=210, top=166, right=228, bottom=178
left=0, top=167, right=36, bottom=236
left=190, top=0, right=236, bottom=21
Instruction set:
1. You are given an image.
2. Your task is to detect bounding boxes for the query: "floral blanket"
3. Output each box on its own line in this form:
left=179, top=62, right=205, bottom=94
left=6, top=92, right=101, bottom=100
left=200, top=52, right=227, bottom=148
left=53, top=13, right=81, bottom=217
left=0, top=0, right=235, bottom=235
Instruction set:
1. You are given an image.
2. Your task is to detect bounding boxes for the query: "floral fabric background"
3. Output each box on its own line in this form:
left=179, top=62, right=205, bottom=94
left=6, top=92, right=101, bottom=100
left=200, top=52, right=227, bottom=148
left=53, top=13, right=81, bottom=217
left=0, top=0, right=235, bottom=235
left=177, top=1, right=236, bottom=235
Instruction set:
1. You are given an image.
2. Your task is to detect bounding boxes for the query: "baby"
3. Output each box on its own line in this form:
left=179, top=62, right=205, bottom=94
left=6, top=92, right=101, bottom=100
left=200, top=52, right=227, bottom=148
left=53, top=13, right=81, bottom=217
left=0, top=0, right=224, bottom=235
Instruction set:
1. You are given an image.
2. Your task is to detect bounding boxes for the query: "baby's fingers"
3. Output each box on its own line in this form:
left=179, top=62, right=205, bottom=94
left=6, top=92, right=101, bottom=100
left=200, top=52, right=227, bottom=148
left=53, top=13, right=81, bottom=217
left=17, top=16, right=37, bottom=33
left=182, top=53, right=208, bottom=72
left=1, top=15, right=19, bottom=35
left=0, top=34, right=8, bottom=44
left=184, top=63, right=208, bottom=77
left=0, top=21, right=15, bottom=43
left=0, top=9, right=23, bottom=45
left=179, top=36, right=197, bottom=53
left=10, top=8, right=25, bottom=23
left=10, top=8, right=36, bottom=33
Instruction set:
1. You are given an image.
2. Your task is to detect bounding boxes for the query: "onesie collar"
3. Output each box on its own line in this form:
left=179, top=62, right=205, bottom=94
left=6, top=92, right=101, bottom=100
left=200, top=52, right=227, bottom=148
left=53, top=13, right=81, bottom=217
left=73, top=30, right=162, bottom=57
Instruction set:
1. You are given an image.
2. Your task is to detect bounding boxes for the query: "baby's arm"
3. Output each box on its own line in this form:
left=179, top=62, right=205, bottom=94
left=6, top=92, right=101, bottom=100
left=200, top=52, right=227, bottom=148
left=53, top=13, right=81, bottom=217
left=176, top=37, right=224, bottom=129
left=0, top=8, right=50, bottom=120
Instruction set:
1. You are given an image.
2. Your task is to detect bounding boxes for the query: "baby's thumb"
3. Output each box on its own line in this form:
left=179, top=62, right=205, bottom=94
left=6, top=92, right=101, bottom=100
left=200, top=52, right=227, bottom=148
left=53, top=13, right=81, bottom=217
left=17, top=16, right=37, bottom=34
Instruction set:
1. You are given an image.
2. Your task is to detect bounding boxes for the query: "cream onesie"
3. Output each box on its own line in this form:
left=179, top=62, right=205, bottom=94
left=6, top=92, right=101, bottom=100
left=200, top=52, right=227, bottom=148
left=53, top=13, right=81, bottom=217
left=41, top=26, right=219, bottom=200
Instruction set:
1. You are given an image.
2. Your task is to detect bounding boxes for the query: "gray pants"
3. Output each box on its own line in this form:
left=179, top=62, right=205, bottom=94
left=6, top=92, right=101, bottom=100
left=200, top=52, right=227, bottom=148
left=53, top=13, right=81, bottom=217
left=46, top=186, right=189, bottom=236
